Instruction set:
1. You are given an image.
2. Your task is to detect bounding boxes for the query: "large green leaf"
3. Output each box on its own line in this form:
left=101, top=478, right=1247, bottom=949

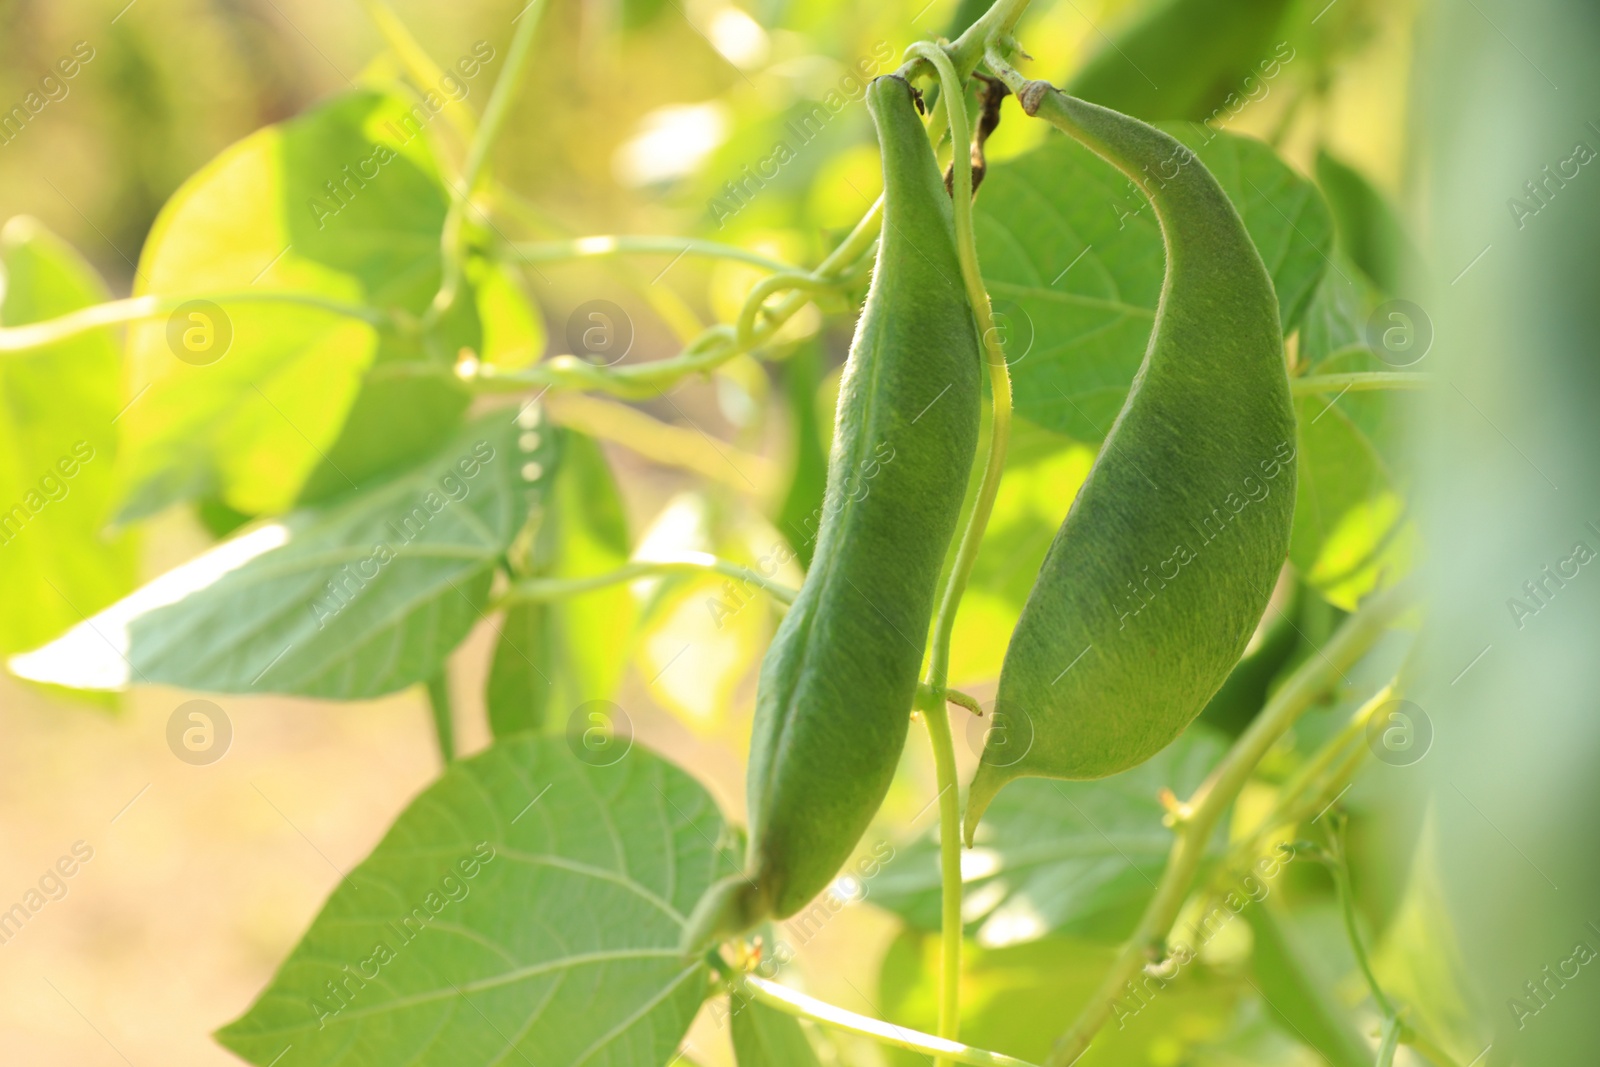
left=879, top=929, right=1241, bottom=1067
left=11, top=411, right=551, bottom=699
left=487, top=427, right=635, bottom=739
left=1291, top=267, right=1417, bottom=609
left=1245, top=901, right=1371, bottom=1067
left=978, top=123, right=1331, bottom=441
left=947, top=419, right=1095, bottom=687
left=0, top=218, right=135, bottom=658
left=487, top=601, right=557, bottom=737
left=217, top=737, right=737, bottom=1066
left=1065, top=0, right=1296, bottom=123
left=544, top=431, right=635, bottom=709
left=118, top=89, right=478, bottom=520
left=870, top=728, right=1225, bottom=946
left=730, top=992, right=825, bottom=1067
left=1297, top=248, right=1370, bottom=365
left=1314, top=149, right=1420, bottom=296
left=297, top=256, right=545, bottom=508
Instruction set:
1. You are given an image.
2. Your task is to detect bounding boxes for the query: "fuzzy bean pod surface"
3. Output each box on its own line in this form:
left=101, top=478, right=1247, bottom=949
left=966, top=87, right=1296, bottom=841
left=683, top=74, right=981, bottom=948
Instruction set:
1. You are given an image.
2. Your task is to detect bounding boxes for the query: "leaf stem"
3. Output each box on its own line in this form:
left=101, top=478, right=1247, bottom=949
left=1325, top=817, right=1395, bottom=1018
left=424, top=669, right=455, bottom=764
left=1039, top=583, right=1414, bottom=1067
left=1291, top=372, right=1436, bottom=395
left=0, top=291, right=390, bottom=354
left=465, top=199, right=883, bottom=398
left=429, top=0, right=546, bottom=324
left=502, top=236, right=797, bottom=274
left=494, top=555, right=797, bottom=609
left=736, top=973, right=1040, bottom=1067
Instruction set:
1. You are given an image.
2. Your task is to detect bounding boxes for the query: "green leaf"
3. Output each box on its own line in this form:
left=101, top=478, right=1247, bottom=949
left=1315, top=149, right=1420, bottom=296
left=487, top=602, right=555, bottom=737
left=12, top=411, right=553, bottom=699
left=486, top=426, right=634, bottom=739
left=1292, top=342, right=1416, bottom=610
left=879, top=929, right=1240, bottom=1067
left=470, top=255, right=546, bottom=370
left=1244, top=901, right=1371, bottom=1067
left=296, top=374, right=471, bottom=505
left=948, top=419, right=1095, bottom=687
left=978, top=124, right=1331, bottom=441
left=298, top=259, right=542, bottom=508
left=546, top=431, right=634, bottom=704
left=0, top=218, right=135, bottom=658
left=216, top=736, right=737, bottom=1066
left=1371, top=813, right=1491, bottom=1065
left=1167, top=123, right=1331, bottom=331
left=118, top=88, right=478, bottom=520
left=1291, top=260, right=1418, bottom=611
left=1297, top=250, right=1371, bottom=365
left=1065, top=0, right=1296, bottom=123
left=731, top=992, right=825, bottom=1067
left=870, top=728, right=1225, bottom=946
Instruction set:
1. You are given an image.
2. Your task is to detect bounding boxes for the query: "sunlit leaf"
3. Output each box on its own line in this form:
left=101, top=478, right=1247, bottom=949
left=978, top=124, right=1331, bottom=441
left=731, top=991, right=825, bottom=1067
left=949, top=418, right=1094, bottom=687
left=1065, top=0, right=1297, bottom=123
left=216, top=737, right=737, bottom=1066
left=1372, top=811, right=1492, bottom=1065
left=633, top=491, right=798, bottom=731
left=1292, top=344, right=1417, bottom=610
left=1244, top=901, right=1371, bottom=1067
left=0, top=218, right=135, bottom=660
left=118, top=89, right=479, bottom=520
left=1315, top=149, right=1420, bottom=296
left=550, top=431, right=636, bottom=706
left=870, top=728, right=1226, bottom=946
left=12, top=412, right=552, bottom=699
left=487, top=425, right=634, bottom=738
left=879, top=928, right=1240, bottom=1067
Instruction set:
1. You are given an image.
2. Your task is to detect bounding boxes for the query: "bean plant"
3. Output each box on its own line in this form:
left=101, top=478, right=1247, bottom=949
left=0, top=0, right=1453, bottom=1064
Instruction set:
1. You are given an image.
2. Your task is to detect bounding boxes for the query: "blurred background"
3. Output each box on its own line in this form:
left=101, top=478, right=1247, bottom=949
left=2, top=0, right=1595, bottom=1064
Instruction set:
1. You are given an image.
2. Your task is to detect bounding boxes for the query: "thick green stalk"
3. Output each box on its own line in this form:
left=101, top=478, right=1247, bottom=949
left=1038, top=583, right=1412, bottom=1067
left=737, top=974, right=1039, bottom=1067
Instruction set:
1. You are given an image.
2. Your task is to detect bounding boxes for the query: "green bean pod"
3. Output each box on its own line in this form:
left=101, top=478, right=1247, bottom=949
left=966, top=87, right=1296, bottom=841
left=683, top=74, right=981, bottom=948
